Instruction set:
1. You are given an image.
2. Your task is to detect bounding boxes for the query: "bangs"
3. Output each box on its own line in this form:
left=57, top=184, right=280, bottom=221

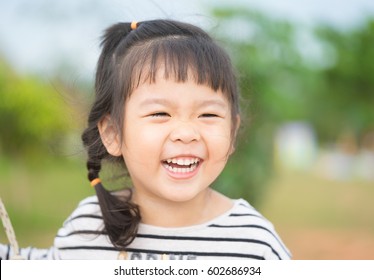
left=120, top=35, right=236, bottom=97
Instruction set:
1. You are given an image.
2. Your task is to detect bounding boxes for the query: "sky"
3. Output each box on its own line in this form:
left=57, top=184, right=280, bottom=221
left=0, top=0, right=373, bottom=80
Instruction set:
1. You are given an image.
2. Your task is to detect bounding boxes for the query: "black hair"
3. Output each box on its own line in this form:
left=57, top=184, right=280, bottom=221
left=81, top=19, right=240, bottom=249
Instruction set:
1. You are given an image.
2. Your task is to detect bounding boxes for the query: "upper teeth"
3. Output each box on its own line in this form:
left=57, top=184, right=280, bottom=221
left=166, top=158, right=200, bottom=166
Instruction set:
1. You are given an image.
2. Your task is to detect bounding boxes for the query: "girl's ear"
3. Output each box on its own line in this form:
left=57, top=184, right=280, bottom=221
left=98, top=115, right=122, bottom=156
left=229, top=114, right=241, bottom=155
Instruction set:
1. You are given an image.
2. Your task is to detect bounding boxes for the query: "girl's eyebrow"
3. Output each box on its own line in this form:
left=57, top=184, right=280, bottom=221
left=140, top=98, right=171, bottom=107
left=199, top=99, right=227, bottom=109
left=140, top=98, right=227, bottom=109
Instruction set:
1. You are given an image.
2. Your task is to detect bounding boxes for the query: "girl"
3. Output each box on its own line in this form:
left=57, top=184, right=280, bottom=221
left=1, top=19, right=291, bottom=260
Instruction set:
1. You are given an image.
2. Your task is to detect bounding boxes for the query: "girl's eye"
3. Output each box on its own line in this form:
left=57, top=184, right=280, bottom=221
left=199, top=113, right=219, bottom=118
left=150, top=112, right=170, bottom=118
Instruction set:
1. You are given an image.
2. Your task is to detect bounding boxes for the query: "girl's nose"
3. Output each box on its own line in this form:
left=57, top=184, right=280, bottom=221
left=169, top=121, right=201, bottom=143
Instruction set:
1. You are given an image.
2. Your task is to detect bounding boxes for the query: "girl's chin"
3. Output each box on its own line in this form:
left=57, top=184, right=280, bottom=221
left=156, top=184, right=207, bottom=204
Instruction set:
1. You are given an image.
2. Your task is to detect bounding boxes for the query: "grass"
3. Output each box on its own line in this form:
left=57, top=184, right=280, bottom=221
left=260, top=170, right=374, bottom=231
left=259, top=169, right=374, bottom=259
left=1, top=154, right=373, bottom=259
left=0, top=154, right=91, bottom=247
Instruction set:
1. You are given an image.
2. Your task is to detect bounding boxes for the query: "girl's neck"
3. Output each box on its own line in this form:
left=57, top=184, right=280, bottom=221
left=131, top=188, right=233, bottom=228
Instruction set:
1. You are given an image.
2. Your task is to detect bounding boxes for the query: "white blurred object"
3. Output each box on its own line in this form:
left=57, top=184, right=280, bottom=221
left=275, top=122, right=318, bottom=171
left=354, top=150, right=374, bottom=181
left=315, top=149, right=355, bottom=181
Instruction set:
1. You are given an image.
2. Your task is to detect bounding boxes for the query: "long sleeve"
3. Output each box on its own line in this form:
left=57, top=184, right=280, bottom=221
left=0, top=244, right=60, bottom=260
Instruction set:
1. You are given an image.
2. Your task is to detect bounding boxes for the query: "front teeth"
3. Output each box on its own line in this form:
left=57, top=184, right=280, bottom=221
left=166, top=158, right=200, bottom=166
left=164, top=157, right=200, bottom=173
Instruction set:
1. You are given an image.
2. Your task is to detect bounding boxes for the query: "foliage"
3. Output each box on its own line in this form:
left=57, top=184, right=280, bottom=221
left=211, top=8, right=308, bottom=205
left=211, top=8, right=374, bottom=205
left=313, top=20, right=374, bottom=141
left=0, top=59, right=74, bottom=155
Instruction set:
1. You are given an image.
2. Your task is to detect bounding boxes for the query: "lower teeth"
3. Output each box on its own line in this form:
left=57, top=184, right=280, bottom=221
left=164, top=163, right=197, bottom=173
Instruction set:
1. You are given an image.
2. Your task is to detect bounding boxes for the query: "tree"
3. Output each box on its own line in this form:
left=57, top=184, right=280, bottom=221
left=313, top=19, right=374, bottom=142
left=210, top=8, right=308, bottom=205
left=0, top=59, right=74, bottom=155
left=211, top=8, right=374, bottom=205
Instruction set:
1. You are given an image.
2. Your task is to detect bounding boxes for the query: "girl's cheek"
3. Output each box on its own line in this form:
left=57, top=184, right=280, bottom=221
left=202, top=130, right=232, bottom=156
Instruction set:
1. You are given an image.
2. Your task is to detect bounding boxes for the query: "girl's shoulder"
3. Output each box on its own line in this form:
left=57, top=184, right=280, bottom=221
left=229, top=198, right=266, bottom=219
left=216, top=198, right=279, bottom=235
left=216, top=198, right=292, bottom=259
left=77, top=194, right=99, bottom=206
left=69, top=188, right=131, bottom=216
left=58, top=194, right=103, bottom=237
left=65, top=194, right=101, bottom=221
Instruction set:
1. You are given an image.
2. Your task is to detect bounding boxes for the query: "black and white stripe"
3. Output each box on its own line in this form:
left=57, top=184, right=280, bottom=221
left=0, top=195, right=291, bottom=260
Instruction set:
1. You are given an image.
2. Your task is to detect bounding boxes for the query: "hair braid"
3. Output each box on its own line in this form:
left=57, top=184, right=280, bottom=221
left=82, top=115, right=142, bottom=248
left=81, top=22, right=141, bottom=249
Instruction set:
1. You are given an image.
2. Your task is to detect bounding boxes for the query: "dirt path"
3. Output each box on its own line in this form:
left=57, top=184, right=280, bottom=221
left=279, top=227, right=374, bottom=259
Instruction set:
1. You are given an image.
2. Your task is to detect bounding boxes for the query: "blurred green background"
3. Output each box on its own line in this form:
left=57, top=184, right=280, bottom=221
left=1, top=0, right=373, bottom=259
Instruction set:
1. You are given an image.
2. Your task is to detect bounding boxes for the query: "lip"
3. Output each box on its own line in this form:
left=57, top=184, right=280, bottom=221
left=161, top=155, right=203, bottom=180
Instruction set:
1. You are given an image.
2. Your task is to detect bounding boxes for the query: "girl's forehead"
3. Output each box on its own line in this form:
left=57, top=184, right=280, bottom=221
left=129, top=75, right=229, bottom=106
left=133, top=73, right=224, bottom=95
left=131, top=66, right=213, bottom=94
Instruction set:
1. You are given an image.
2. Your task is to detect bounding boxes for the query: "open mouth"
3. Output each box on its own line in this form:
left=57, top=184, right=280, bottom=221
left=161, top=157, right=201, bottom=173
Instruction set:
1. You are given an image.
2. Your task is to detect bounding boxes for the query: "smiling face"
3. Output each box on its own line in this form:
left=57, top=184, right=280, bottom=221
left=97, top=28, right=240, bottom=208
left=104, top=76, right=235, bottom=205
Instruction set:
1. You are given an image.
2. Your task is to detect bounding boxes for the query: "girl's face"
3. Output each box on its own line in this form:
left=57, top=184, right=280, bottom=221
left=105, top=75, right=235, bottom=205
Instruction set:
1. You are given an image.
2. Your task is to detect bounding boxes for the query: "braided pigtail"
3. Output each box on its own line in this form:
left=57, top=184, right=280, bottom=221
left=81, top=22, right=141, bottom=248
left=81, top=113, right=141, bottom=248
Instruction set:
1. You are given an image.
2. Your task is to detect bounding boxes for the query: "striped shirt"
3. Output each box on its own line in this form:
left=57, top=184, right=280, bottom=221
left=1, top=195, right=291, bottom=260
